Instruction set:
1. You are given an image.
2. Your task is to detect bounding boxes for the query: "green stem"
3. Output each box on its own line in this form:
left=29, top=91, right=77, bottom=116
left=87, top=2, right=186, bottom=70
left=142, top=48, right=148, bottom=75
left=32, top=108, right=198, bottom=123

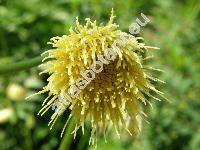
left=59, top=120, right=76, bottom=150
left=0, top=56, right=43, bottom=75
left=77, top=127, right=90, bottom=150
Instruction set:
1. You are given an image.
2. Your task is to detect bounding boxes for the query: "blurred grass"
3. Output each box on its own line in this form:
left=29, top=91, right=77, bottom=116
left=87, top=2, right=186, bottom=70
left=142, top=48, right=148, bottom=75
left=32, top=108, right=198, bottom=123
left=0, top=0, right=200, bottom=149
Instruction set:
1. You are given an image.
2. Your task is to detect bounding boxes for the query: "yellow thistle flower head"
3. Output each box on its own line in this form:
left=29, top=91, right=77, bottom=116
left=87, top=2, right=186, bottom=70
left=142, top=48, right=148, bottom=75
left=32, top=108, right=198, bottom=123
left=31, top=10, right=166, bottom=145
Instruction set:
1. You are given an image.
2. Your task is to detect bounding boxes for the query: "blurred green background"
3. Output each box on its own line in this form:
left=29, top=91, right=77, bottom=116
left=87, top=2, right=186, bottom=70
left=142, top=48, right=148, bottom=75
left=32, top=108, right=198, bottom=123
left=0, top=0, right=200, bottom=150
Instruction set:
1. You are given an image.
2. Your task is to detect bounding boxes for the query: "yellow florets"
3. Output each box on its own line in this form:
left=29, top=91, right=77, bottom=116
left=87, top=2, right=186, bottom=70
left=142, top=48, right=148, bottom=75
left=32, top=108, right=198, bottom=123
left=30, top=10, right=165, bottom=145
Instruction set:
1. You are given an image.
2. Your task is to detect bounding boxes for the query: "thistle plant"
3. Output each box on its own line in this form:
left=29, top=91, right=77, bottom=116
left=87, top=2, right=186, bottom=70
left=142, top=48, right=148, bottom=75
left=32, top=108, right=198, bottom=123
left=26, top=10, right=166, bottom=146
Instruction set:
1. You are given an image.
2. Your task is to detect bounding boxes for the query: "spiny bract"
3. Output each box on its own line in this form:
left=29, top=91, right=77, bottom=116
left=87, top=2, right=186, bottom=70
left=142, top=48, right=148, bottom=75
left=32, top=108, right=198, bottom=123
left=31, top=10, right=165, bottom=145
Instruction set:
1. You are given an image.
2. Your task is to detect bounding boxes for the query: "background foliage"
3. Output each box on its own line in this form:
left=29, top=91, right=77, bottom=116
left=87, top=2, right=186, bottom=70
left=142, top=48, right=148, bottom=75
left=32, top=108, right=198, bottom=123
left=0, top=0, right=200, bottom=149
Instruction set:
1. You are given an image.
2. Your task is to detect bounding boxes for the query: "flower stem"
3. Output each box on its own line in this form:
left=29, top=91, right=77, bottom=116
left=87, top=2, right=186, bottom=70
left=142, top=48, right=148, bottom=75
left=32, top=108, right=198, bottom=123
left=0, top=56, right=42, bottom=75
left=59, top=120, right=75, bottom=150
left=77, top=127, right=90, bottom=150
